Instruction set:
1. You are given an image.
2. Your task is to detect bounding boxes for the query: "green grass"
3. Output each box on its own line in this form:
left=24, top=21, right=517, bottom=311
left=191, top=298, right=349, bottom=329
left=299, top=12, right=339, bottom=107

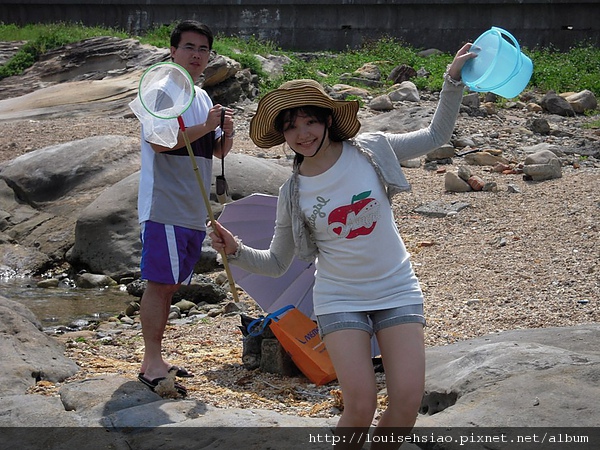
left=1, top=22, right=600, bottom=104
left=0, top=22, right=128, bottom=78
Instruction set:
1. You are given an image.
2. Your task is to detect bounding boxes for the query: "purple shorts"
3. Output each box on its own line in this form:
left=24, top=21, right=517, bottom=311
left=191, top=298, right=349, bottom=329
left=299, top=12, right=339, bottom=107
left=140, top=221, right=206, bottom=285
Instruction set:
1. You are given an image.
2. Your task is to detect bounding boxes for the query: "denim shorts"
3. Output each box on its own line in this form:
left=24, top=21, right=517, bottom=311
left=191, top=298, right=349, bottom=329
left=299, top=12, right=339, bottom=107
left=316, top=304, right=426, bottom=338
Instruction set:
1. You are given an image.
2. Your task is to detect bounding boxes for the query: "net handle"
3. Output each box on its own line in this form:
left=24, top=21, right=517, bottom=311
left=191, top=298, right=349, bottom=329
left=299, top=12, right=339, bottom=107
left=177, top=116, right=239, bottom=302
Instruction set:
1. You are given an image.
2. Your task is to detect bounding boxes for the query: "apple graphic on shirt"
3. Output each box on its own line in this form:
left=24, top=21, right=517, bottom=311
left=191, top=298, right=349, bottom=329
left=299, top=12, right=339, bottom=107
left=327, top=190, right=380, bottom=239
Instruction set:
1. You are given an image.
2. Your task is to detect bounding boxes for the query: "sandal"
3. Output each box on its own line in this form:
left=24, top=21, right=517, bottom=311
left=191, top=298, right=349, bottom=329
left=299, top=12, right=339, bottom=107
left=138, top=373, right=187, bottom=397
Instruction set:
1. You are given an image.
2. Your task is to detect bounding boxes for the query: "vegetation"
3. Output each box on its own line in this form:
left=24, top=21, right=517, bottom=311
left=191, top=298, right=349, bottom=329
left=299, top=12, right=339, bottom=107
left=1, top=22, right=599, bottom=99
left=0, top=22, right=127, bottom=78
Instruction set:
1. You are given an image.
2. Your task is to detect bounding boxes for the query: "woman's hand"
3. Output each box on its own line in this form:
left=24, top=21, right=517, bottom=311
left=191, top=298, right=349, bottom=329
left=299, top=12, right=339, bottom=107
left=209, top=221, right=239, bottom=256
left=447, top=42, right=477, bottom=81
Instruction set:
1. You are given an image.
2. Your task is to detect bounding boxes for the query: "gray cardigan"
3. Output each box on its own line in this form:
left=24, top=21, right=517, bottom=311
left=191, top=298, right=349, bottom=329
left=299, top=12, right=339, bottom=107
left=230, top=76, right=465, bottom=275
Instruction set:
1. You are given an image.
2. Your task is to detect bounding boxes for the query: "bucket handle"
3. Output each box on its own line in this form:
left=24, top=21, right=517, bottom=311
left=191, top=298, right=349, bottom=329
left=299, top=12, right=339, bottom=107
left=480, top=26, right=524, bottom=93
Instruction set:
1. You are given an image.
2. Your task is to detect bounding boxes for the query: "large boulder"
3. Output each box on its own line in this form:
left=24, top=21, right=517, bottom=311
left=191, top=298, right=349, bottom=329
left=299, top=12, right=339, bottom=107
left=417, top=324, right=600, bottom=430
left=0, top=296, right=79, bottom=396
left=66, top=152, right=291, bottom=280
left=0, top=135, right=140, bottom=275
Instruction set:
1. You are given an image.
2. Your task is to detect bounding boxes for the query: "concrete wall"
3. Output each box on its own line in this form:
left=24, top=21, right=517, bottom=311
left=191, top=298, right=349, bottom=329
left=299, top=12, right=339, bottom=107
left=1, top=1, right=599, bottom=52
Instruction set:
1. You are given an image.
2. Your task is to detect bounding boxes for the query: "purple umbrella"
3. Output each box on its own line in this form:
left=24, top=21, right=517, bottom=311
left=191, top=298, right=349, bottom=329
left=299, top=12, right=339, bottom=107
left=217, top=193, right=381, bottom=358
left=217, top=193, right=316, bottom=319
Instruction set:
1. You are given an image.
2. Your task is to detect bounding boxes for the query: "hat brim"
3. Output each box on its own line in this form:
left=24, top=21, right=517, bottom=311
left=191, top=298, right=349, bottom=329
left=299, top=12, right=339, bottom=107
left=249, top=84, right=361, bottom=149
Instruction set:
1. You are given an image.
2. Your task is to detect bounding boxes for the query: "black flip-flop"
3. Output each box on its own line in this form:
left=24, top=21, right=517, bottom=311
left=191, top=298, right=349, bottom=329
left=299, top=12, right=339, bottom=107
left=138, top=373, right=187, bottom=397
left=170, top=365, right=194, bottom=378
left=138, top=366, right=194, bottom=379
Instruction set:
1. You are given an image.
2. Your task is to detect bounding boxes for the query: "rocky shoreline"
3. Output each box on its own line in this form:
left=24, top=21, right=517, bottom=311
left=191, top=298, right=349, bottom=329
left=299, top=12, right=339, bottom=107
left=0, top=37, right=599, bottom=442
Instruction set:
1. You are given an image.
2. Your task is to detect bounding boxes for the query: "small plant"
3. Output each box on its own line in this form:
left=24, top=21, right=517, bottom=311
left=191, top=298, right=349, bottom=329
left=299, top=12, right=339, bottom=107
left=582, top=119, right=600, bottom=129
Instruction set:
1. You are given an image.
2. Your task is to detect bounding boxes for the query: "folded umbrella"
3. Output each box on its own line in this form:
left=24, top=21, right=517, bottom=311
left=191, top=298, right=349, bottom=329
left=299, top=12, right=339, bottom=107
left=217, top=193, right=380, bottom=357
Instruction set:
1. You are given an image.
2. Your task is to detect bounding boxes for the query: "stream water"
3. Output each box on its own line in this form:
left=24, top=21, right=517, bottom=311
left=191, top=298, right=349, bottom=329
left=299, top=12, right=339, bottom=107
left=1, top=277, right=133, bottom=329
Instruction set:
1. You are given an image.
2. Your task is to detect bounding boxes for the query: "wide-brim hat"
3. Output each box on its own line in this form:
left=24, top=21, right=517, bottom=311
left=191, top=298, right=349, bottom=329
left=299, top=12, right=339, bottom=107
left=249, top=79, right=361, bottom=148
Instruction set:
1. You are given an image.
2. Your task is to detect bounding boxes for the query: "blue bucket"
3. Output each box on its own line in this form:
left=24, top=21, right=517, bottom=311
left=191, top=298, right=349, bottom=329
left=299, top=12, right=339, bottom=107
left=461, top=27, right=533, bottom=98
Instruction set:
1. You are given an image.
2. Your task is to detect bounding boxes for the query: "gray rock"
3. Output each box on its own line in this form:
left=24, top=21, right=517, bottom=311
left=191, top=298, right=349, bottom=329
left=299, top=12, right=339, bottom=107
left=66, top=172, right=141, bottom=278
left=0, top=136, right=140, bottom=275
left=417, top=324, right=600, bottom=429
left=444, top=172, right=472, bottom=193
left=523, top=150, right=563, bottom=181
left=521, top=142, right=565, bottom=157
left=0, top=394, right=84, bottom=426
left=0, top=296, right=79, bottom=396
left=414, top=199, right=470, bottom=217
left=388, top=81, right=420, bottom=102
left=2, top=299, right=599, bottom=447
left=75, top=273, right=118, bottom=288
left=368, top=94, right=394, bottom=111
left=426, top=144, right=455, bottom=162
left=461, top=92, right=480, bottom=109
left=360, top=105, right=434, bottom=134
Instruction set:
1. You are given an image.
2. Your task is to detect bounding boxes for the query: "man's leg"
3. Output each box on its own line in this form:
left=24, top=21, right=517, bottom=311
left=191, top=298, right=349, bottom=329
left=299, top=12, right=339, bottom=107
left=139, top=280, right=180, bottom=381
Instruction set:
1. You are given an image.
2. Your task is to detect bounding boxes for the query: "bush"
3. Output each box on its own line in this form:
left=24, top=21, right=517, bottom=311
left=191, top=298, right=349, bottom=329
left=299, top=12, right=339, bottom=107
left=1, top=23, right=599, bottom=99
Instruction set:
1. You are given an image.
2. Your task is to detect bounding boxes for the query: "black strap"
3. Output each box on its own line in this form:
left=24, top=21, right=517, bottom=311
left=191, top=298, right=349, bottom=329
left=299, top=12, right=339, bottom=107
left=220, top=108, right=225, bottom=177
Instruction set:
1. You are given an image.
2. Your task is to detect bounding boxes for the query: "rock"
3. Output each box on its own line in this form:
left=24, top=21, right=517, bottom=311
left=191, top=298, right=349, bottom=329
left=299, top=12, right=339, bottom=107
left=331, top=83, right=370, bottom=100
left=368, top=94, right=394, bottom=111
left=461, top=92, right=480, bottom=109
left=444, top=172, right=472, bottom=193
left=0, top=135, right=140, bottom=275
left=37, top=278, right=60, bottom=288
left=565, top=89, right=598, bottom=113
left=541, top=91, right=575, bottom=116
left=522, top=149, right=563, bottom=181
left=0, top=296, right=79, bottom=396
left=417, top=324, right=600, bottom=429
left=426, top=144, right=455, bottom=162
left=388, top=81, right=420, bottom=102
left=360, top=104, right=435, bottom=134
left=521, top=142, right=565, bottom=157
left=414, top=199, right=470, bottom=217
left=388, top=64, right=417, bottom=84
left=354, top=62, right=382, bottom=81
left=527, top=117, right=551, bottom=134
left=254, top=53, right=293, bottom=79
left=467, top=175, right=485, bottom=191
left=75, top=273, right=117, bottom=289
left=66, top=172, right=141, bottom=278
left=464, top=151, right=510, bottom=166
left=202, top=54, right=241, bottom=87
left=3, top=298, right=599, bottom=440
left=457, top=165, right=472, bottom=181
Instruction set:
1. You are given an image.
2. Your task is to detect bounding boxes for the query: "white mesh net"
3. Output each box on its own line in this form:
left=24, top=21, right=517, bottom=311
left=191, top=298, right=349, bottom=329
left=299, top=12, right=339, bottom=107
left=129, top=62, right=195, bottom=148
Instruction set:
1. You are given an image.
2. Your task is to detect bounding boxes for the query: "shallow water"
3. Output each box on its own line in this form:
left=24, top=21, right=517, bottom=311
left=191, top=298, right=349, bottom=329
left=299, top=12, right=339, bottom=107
left=1, top=277, right=133, bottom=328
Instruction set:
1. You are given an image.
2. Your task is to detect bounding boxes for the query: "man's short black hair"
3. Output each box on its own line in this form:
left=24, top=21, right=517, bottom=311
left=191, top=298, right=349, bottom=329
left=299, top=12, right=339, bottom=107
left=170, top=20, right=214, bottom=50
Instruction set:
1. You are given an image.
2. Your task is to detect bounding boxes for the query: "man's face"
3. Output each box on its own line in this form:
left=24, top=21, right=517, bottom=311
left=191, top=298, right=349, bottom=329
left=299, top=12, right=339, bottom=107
left=170, top=31, right=211, bottom=81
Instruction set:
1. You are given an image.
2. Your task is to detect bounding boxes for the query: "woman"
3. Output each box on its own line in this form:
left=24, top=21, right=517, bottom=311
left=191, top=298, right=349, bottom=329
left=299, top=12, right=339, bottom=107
left=211, top=44, right=475, bottom=448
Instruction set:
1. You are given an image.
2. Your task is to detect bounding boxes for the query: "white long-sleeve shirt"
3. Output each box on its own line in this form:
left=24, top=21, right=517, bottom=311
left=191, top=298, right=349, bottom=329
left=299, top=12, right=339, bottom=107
left=229, top=77, right=464, bottom=315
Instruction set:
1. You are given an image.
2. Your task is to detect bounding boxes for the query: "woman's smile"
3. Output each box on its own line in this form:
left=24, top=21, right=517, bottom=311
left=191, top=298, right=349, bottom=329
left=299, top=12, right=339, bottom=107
left=283, top=113, right=328, bottom=155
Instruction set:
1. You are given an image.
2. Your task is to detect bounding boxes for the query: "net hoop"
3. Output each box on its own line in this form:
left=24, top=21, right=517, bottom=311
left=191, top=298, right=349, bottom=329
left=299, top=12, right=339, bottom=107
left=138, top=62, right=195, bottom=120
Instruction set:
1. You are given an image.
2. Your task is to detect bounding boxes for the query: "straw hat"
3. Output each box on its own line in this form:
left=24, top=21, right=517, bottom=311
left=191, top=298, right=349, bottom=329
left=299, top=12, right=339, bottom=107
left=249, top=79, right=361, bottom=148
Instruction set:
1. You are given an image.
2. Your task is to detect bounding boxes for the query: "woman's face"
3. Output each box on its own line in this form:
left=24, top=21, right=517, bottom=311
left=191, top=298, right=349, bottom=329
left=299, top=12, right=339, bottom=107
left=282, top=111, right=330, bottom=156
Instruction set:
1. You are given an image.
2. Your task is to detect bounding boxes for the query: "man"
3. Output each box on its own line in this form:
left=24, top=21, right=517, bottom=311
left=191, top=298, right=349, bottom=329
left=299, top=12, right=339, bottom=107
left=137, top=20, right=234, bottom=396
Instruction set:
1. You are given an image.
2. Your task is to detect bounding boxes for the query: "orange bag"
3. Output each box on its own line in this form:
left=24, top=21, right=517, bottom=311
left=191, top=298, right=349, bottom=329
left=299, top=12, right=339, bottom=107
left=248, top=305, right=337, bottom=385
